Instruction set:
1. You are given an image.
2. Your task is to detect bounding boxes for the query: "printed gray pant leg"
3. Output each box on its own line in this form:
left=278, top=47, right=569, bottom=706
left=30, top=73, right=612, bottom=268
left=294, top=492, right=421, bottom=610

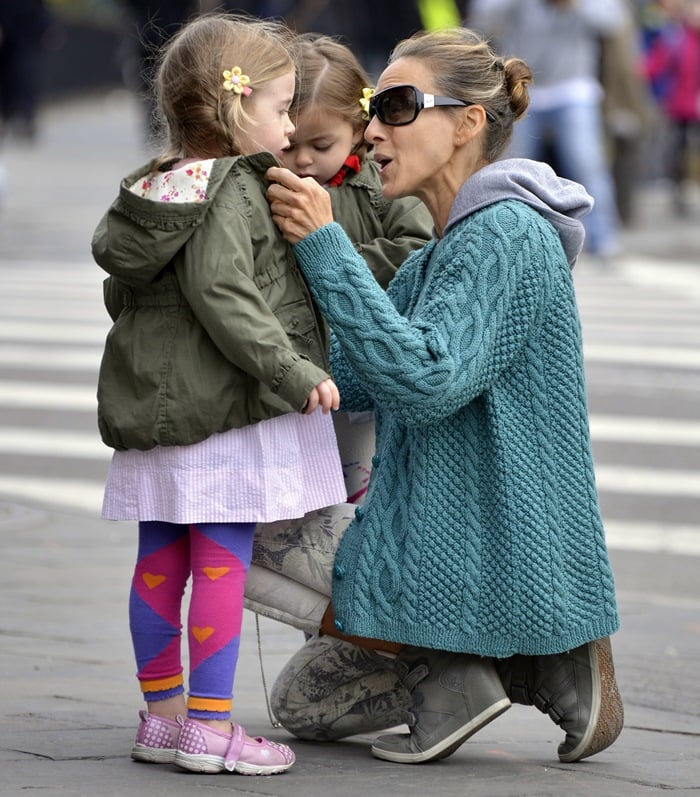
left=244, top=502, right=354, bottom=633
left=245, top=508, right=413, bottom=741
left=244, top=413, right=410, bottom=740
left=331, top=410, right=375, bottom=505
left=270, top=635, right=412, bottom=741
left=244, top=411, right=375, bottom=631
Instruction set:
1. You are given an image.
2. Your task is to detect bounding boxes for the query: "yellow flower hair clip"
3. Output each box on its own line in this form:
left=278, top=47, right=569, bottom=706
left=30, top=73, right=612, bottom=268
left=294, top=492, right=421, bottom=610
left=223, top=67, right=252, bottom=96
left=359, top=87, right=374, bottom=120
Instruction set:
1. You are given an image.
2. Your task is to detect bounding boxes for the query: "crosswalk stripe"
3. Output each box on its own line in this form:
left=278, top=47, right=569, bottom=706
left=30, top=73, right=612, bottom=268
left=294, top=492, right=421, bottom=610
left=0, top=345, right=102, bottom=369
left=0, top=303, right=108, bottom=322
left=0, top=320, right=108, bottom=342
left=589, top=415, right=700, bottom=445
left=4, top=343, right=699, bottom=372
left=595, top=465, right=700, bottom=498
left=0, top=283, right=102, bottom=299
left=0, top=475, right=697, bottom=549
left=0, top=381, right=96, bottom=410
left=615, top=258, right=700, bottom=301
left=0, top=427, right=109, bottom=459
left=583, top=343, right=700, bottom=369
left=604, top=521, right=700, bottom=556
left=0, top=475, right=104, bottom=515
left=0, top=416, right=697, bottom=452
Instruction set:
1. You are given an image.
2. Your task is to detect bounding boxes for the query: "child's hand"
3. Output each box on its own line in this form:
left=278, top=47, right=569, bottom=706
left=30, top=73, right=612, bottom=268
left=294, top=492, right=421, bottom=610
left=303, top=378, right=340, bottom=414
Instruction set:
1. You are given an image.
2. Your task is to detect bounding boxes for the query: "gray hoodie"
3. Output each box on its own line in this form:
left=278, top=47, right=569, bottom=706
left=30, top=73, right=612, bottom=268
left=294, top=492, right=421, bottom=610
left=445, top=158, right=594, bottom=267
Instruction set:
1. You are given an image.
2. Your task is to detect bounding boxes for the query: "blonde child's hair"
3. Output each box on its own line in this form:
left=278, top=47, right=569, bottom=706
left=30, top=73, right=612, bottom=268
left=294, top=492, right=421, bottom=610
left=292, top=33, right=371, bottom=159
left=152, top=13, right=295, bottom=168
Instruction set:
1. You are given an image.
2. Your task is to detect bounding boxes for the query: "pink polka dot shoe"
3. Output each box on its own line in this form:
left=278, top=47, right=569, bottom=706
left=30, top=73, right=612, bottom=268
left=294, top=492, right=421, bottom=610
left=174, top=716, right=295, bottom=775
left=131, top=710, right=180, bottom=764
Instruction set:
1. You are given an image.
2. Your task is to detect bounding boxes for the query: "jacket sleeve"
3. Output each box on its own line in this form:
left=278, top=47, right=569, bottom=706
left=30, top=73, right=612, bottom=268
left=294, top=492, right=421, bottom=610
left=175, top=201, right=329, bottom=410
left=293, top=205, right=551, bottom=427
left=355, top=197, right=433, bottom=290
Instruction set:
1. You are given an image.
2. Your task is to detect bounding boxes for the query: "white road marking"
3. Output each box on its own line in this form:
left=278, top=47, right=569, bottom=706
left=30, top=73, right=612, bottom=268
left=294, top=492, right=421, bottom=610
left=0, top=475, right=104, bottom=515
left=0, top=381, right=96, bottom=410
left=604, top=521, right=700, bottom=556
left=0, top=427, right=109, bottom=459
left=589, top=416, right=700, bottom=445
left=0, top=320, right=109, bottom=343
left=0, top=345, right=102, bottom=369
left=583, top=343, right=700, bottom=369
left=594, top=465, right=700, bottom=498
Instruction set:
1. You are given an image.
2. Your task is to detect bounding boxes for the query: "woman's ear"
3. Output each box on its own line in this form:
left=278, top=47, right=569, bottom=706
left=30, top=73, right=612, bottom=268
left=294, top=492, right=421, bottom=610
left=455, top=105, right=488, bottom=146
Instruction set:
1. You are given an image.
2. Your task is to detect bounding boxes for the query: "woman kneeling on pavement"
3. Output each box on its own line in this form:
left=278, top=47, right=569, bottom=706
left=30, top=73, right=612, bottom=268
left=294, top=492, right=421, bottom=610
left=255, top=26, right=624, bottom=765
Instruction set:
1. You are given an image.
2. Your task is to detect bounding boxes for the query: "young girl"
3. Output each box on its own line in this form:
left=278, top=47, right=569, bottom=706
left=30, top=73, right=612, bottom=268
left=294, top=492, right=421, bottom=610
left=644, top=0, right=700, bottom=215
left=92, top=14, right=347, bottom=777
left=280, top=34, right=433, bottom=503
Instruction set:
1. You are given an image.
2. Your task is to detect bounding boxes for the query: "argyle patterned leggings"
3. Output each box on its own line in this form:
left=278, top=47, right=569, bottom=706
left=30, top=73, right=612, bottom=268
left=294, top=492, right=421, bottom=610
left=129, top=520, right=255, bottom=719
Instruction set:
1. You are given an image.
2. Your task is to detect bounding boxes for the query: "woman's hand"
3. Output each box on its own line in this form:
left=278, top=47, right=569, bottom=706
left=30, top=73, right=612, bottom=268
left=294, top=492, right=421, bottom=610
left=266, top=166, right=334, bottom=244
left=303, top=378, right=340, bottom=415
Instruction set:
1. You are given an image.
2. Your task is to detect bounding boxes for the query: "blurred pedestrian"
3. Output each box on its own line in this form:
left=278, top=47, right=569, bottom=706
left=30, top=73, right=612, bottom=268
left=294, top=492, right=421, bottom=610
left=644, top=0, right=700, bottom=214
left=468, top=0, right=627, bottom=260
left=599, top=1, right=655, bottom=224
left=93, top=12, right=348, bottom=777
left=0, top=0, right=53, bottom=142
left=119, top=0, right=196, bottom=141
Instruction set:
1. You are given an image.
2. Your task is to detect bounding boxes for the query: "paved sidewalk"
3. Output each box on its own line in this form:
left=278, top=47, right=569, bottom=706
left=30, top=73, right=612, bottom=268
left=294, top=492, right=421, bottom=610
left=1, top=501, right=699, bottom=796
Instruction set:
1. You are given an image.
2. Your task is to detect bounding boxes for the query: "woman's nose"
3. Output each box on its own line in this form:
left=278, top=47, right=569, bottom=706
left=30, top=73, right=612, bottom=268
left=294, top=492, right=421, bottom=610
left=365, top=116, right=382, bottom=143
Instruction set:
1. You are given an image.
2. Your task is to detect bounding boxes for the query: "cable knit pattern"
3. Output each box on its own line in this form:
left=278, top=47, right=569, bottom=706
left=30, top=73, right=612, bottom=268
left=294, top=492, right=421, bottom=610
left=294, top=200, right=620, bottom=657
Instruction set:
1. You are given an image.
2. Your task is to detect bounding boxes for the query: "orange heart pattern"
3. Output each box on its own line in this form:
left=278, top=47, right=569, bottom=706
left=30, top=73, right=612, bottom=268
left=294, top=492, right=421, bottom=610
left=142, top=572, right=166, bottom=589
left=192, top=626, right=215, bottom=644
left=202, top=566, right=230, bottom=581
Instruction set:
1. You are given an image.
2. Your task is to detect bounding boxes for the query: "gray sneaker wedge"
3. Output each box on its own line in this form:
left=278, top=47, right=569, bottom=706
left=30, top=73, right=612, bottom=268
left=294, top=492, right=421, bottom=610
left=496, top=636, right=624, bottom=762
left=371, top=649, right=511, bottom=764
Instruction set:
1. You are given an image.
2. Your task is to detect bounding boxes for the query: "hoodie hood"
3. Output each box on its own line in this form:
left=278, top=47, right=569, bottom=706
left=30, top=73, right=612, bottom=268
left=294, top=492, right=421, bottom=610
left=444, top=158, right=593, bottom=268
left=91, top=152, right=279, bottom=285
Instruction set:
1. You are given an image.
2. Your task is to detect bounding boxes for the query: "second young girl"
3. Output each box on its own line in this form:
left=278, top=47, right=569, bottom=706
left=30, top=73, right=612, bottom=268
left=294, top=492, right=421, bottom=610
left=279, top=34, right=433, bottom=504
left=92, top=13, right=347, bottom=777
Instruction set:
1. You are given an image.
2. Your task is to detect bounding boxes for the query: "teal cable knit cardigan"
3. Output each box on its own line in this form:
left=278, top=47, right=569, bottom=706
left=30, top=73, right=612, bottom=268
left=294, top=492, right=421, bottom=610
left=294, top=197, right=620, bottom=657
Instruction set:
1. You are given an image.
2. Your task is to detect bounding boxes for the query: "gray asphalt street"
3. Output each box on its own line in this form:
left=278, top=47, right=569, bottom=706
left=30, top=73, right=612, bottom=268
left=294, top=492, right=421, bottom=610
left=0, top=92, right=699, bottom=796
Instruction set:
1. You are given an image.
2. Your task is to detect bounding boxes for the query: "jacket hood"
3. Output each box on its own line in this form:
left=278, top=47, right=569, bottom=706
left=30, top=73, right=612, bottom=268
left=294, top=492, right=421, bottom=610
left=444, top=158, right=594, bottom=267
left=91, top=152, right=279, bottom=285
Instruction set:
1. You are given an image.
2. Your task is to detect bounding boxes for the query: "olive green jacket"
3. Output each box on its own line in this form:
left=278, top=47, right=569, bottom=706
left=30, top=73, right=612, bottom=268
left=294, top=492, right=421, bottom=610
left=93, top=153, right=330, bottom=451
left=329, top=158, right=434, bottom=289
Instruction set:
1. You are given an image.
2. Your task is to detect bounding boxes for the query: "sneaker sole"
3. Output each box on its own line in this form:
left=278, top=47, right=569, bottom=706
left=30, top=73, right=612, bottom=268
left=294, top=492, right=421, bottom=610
left=371, top=697, right=511, bottom=764
left=234, top=760, right=295, bottom=775
left=131, top=744, right=177, bottom=764
left=558, top=637, right=624, bottom=763
left=174, top=750, right=294, bottom=775
left=174, top=751, right=225, bottom=773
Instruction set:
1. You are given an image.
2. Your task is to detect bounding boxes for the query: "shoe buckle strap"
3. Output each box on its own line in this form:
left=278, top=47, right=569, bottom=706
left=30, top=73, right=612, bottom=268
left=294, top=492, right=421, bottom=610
left=510, top=680, right=533, bottom=705
left=224, top=722, right=245, bottom=772
left=533, top=689, right=563, bottom=724
left=402, top=663, right=429, bottom=692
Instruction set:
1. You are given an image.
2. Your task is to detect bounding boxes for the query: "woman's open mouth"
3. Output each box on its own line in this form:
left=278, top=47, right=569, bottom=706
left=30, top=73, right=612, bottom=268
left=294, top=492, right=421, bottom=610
left=373, top=153, right=392, bottom=176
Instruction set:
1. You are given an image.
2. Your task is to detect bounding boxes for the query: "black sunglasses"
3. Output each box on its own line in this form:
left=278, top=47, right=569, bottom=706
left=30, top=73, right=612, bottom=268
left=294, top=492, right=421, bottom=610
left=368, top=84, right=492, bottom=126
